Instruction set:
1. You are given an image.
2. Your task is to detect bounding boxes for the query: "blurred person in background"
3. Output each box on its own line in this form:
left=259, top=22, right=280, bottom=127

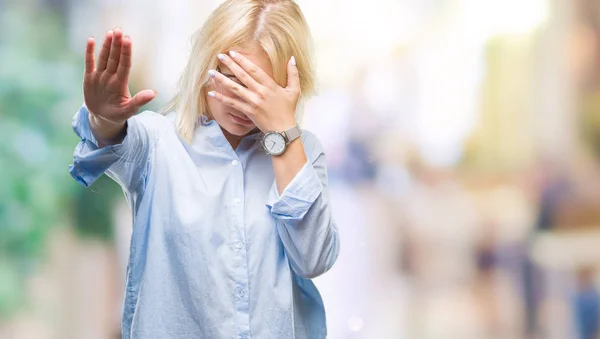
left=573, top=266, right=600, bottom=339
left=68, top=0, right=339, bottom=338
left=524, top=159, right=571, bottom=337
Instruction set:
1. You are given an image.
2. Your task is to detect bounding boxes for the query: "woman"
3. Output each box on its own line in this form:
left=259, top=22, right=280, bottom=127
left=69, top=0, right=340, bottom=338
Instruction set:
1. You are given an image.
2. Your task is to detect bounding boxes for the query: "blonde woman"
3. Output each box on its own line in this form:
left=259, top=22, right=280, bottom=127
left=69, top=0, right=340, bottom=338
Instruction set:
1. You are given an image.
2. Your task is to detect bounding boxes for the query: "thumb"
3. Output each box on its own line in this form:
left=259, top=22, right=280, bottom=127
left=128, top=89, right=157, bottom=111
left=286, top=56, right=300, bottom=93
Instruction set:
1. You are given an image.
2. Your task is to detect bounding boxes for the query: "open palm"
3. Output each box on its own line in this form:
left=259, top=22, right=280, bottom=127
left=83, top=28, right=155, bottom=125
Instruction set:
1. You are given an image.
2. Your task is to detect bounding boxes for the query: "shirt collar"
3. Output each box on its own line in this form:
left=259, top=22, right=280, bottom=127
left=198, top=115, right=263, bottom=150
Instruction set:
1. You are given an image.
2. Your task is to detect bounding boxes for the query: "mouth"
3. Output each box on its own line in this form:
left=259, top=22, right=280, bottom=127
left=229, top=113, right=254, bottom=126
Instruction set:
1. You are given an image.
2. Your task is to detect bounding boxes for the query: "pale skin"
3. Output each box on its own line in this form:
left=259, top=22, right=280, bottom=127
left=84, top=28, right=307, bottom=195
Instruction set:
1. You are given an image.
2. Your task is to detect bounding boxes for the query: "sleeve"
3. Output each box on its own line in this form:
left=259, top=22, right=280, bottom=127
left=265, top=132, right=340, bottom=279
left=68, top=104, right=163, bottom=190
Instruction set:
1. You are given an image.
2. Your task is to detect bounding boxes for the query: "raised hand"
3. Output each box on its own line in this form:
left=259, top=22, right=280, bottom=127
left=207, top=51, right=299, bottom=133
left=83, top=28, right=156, bottom=144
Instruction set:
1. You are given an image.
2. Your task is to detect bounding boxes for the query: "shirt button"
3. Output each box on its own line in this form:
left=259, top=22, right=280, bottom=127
left=233, top=197, right=242, bottom=204
left=238, top=289, right=245, bottom=298
left=235, top=242, right=244, bottom=250
left=232, top=160, right=239, bottom=166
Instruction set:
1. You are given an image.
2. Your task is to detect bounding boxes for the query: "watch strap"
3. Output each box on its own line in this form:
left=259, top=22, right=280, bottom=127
left=283, top=125, right=302, bottom=144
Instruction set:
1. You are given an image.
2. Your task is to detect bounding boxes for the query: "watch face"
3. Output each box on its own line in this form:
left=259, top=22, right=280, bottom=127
left=263, top=132, right=286, bottom=155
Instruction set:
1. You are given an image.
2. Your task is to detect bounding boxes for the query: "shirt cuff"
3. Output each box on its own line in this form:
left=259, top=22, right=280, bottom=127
left=69, top=145, right=120, bottom=187
left=69, top=104, right=124, bottom=187
left=266, top=161, right=323, bottom=220
left=72, top=104, right=132, bottom=155
left=72, top=104, right=99, bottom=147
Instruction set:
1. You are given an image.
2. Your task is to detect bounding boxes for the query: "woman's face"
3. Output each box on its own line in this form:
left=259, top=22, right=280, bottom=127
left=206, top=46, right=273, bottom=137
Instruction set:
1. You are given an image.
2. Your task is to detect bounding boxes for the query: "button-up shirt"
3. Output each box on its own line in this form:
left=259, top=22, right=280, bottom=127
left=69, top=105, right=340, bottom=339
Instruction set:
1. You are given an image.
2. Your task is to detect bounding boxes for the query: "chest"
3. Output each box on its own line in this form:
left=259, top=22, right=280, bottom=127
left=147, top=138, right=277, bottom=241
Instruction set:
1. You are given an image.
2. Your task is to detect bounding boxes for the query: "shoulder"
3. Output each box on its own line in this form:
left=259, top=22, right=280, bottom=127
left=133, top=110, right=171, bottom=125
left=131, top=110, right=177, bottom=135
left=164, top=110, right=178, bottom=126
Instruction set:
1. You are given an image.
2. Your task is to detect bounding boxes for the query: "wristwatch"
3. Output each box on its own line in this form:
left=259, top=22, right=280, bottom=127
left=261, top=125, right=302, bottom=156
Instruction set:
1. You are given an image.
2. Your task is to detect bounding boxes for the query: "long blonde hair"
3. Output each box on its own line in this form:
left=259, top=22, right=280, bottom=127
left=160, top=0, right=316, bottom=143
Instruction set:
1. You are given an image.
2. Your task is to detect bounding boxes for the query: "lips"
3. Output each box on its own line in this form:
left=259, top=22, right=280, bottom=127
left=229, top=113, right=253, bottom=126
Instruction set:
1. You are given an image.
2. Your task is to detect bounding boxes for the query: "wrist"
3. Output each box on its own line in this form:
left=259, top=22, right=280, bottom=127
left=261, top=124, right=302, bottom=156
left=271, top=136, right=306, bottom=162
left=89, top=112, right=125, bottom=129
left=88, top=113, right=127, bottom=145
left=264, top=116, right=295, bottom=132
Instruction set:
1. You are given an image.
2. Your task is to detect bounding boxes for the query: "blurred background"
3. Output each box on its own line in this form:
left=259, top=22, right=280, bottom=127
left=2, top=0, right=600, bottom=338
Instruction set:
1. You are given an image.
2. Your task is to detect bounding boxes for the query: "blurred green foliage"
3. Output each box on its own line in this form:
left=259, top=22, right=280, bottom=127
left=0, top=3, right=121, bottom=318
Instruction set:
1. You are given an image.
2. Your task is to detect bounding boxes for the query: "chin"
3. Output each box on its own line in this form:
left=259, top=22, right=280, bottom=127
left=223, top=121, right=255, bottom=136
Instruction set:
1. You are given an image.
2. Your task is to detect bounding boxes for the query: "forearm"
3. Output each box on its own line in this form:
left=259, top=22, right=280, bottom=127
left=271, top=138, right=308, bottom=195
left=267, top=143, right=340, bottom=278
left=276, top=197, right=340, bottom=279
left=71, top=105, right=159, bottom=189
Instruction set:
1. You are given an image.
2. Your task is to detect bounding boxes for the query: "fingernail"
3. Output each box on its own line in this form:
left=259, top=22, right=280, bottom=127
left=208, top=91, right=216, bottom=97
left=153, top=90, right=158, bottom=95
left=217, top=54, right=226, bottom=61
left=229, top=51, right=237, bottom=58
left=291, top=56, right=296, bottom=66
left=208, top=69, right=217, bottom=78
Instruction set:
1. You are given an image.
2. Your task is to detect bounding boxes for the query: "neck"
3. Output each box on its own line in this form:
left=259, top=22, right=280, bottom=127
left=220, top=126, right=244, bottom=150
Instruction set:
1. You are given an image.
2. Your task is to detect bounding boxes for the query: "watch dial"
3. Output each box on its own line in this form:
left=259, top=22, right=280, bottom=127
left=264, top=133, right=286, bottom=154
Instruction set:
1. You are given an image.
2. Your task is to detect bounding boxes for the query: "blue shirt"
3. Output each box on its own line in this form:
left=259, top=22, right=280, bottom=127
left=574, top=287, right=600, bottom=339
left=69, top=105, right=340, bottom=339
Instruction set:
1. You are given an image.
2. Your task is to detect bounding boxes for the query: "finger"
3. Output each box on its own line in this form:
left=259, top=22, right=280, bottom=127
left=207, top=90, right=254, bottom=115
left=106, top=28, right=123, bottom=74
left=286, top=56, right=300, bottom=93
left=85, top=37, right=96, bottom=74
left=117, top=35, right=132, bottom=80
left=128, top=89, right=157, bottom=112
left=217, top=52, right=262, bottom=91
left=229, top=50, right=278, bottom=87
left=208, top=69, right=256, bottom=104
left=97, top=30, right=113, bottom=72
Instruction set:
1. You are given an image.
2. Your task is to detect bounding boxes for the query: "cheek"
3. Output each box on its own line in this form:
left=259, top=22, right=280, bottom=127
left=206, top=94, right=233, bottom=126
left=206, top=91, right=223, bottom=116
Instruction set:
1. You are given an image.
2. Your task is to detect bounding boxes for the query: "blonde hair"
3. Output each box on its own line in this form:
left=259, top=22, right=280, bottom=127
left=160, top=0, right=316, bottom=143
